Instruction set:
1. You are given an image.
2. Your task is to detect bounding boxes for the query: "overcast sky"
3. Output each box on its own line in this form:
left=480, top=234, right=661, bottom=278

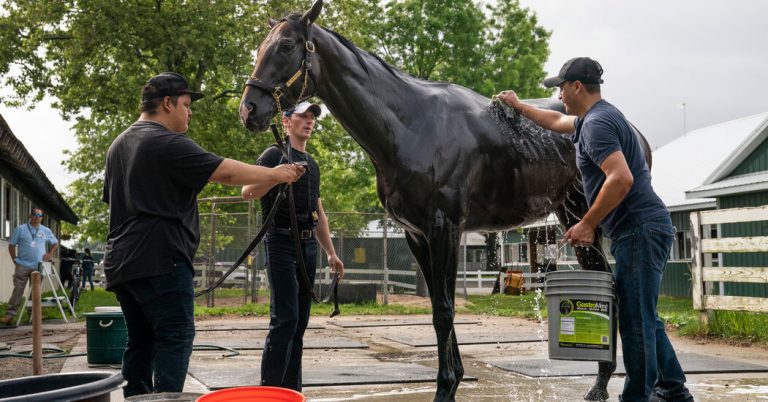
left=1, top=0, right=767, bottom=191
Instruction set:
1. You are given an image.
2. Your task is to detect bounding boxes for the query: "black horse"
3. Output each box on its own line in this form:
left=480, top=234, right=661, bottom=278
left=240, top=1, right=651, bottom=400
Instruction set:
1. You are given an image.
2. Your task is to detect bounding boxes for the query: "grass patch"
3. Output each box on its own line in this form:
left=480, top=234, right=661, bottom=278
left=75, top=289, right=120, bottom=314
left=6, top=284, right=766, bottom=347
left=465, top=292, right=548, bottom=319
left=708, top=310, right=768, bottom=343
left=195, top=300, right=431, bottom=318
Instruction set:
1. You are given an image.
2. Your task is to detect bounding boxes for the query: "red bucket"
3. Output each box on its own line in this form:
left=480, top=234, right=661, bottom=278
left=196, top=386, right=305, bottom=402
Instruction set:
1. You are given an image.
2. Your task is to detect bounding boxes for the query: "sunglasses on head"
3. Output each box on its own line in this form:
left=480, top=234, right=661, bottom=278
left=31, top=212, right=44, bottom=217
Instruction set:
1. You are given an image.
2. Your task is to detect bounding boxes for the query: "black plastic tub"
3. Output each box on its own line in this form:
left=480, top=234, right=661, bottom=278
left=0, top=371, right=124, bottom=402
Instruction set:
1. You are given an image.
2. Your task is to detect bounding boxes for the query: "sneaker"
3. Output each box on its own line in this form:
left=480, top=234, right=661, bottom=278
left=0, top=315, right=13, bottom=325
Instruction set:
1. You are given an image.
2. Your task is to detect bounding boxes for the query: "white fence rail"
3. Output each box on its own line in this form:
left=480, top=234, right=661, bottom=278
left=691, top=205, right=768, bottom=321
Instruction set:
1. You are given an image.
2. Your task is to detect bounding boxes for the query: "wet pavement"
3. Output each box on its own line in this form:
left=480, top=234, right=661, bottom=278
left=43, top=314, right=768, bottom=401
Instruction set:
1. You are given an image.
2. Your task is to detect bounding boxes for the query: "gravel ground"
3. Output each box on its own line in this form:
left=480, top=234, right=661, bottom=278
left=0, top=323, right=83, bottom=380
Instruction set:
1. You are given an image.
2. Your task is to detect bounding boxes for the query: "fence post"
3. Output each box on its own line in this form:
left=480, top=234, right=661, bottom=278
left=207, top=201, right=217, bottom=308
left=690, top=211, right=708, bottom=326
left=462, top=233, right=468, bottom=300
left=383, top=214, right=389, bottom=305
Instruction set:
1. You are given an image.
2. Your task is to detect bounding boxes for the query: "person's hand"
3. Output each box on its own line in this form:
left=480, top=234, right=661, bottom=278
left=42, top=253, right=52, bottom=262
left=562, top=222, right=595, bottom=248
left=273, top=164, right=305, bottom=184
left=497, top=90, right=522, bottom=108
left=328, top=255, right=344, bottom=280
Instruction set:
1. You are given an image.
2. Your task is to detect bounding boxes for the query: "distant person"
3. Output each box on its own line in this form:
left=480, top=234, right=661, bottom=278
left=498, top=57, right=693, bottom=402
left=59, top=247, right=75, bottom=289
left=103, top=72, right=304, bottom=397
left=0, top=207, right=59, bottom=326
left=242, top=101, right=344, bottom=391
left=81, top=248, right=95, bottom=291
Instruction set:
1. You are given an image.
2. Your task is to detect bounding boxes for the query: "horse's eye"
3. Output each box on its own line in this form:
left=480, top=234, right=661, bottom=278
left=280, top=40, right=295, bottom=51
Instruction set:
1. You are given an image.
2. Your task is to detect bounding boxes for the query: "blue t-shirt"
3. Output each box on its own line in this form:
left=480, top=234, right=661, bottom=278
left=573, top=100, right=667, bottom=237
left=9, top=223, right=58, bottom=268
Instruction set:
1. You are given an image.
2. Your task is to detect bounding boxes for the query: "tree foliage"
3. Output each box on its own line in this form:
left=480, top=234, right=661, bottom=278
left=0, top=0, right=551, bottom=246
left=374, top=0, right=551, bottom=98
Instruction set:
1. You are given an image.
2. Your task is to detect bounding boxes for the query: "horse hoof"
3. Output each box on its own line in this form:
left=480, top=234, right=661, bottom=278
left=583, top=384, right=609, bottom=401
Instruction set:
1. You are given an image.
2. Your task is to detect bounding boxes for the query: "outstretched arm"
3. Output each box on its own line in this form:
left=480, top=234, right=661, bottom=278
left=497, top=90, right=577, bottom=134
left=209, top=158, right=304, bottom=199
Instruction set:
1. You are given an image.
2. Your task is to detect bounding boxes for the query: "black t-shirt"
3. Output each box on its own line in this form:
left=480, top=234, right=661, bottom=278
left=102, top=121, right=224, bottom=288
left=256, top=145, right=320, bottom=229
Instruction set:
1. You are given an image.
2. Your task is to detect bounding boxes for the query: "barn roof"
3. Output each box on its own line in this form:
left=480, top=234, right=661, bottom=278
left=651, top=112, right=768, bottom=211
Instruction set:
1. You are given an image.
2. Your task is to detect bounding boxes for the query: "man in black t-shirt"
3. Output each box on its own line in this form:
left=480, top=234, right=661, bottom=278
left=242, top=101, right=344, bottom=391
left=103, top=72, right=303, bottom=398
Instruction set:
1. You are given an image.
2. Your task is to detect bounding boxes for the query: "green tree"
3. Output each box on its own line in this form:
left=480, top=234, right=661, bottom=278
left=370, top=0, right=551, bottom=270
left=373, top=0, right=551, bottom=99
left=0, top=0, right=380, bottom=243
left=0, top=0, right=551, bottom=250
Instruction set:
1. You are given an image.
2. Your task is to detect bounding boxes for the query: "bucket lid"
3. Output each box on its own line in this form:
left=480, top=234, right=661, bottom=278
left=83, top=311, right=124, bottom=318
left=94, top=306, right=122, bottom=313
left=196, top=386, right=305, bottom=402
left=546, top=270, right=613, bottom=279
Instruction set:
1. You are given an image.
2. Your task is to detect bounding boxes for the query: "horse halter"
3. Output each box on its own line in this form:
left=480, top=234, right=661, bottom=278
left=244, top=20, right=318, bottom=117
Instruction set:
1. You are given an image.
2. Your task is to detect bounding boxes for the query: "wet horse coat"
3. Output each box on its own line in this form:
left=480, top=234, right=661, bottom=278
left=240, top=1, right=650, bottom=400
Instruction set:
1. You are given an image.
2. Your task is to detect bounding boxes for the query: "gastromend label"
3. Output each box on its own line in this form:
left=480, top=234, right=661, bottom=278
left=558, top=298, right=610, bottom=350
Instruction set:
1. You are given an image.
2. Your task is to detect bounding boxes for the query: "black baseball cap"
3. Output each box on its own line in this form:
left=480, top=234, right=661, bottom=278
left=542, top=57, right=604, bottom=88
left=142, top=72, right=204, bottom=102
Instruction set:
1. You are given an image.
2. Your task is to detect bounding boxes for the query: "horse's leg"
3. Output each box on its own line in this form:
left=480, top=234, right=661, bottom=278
left=406, top=224, right=463, bottom=402
left=555, top=185, right=615, bottom=401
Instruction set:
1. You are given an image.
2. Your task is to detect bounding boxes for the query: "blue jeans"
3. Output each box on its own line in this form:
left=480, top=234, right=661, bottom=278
left=81, top=267, right=94, bottom=290
left=611, top=216, right=692, bottom=402
left=113, top=262, right=195, bottom=397
left=261, top=233, right=317, bottom=391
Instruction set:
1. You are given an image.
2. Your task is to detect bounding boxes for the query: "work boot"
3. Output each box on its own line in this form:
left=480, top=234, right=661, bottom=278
left=0, top=315, right=13, bottom=325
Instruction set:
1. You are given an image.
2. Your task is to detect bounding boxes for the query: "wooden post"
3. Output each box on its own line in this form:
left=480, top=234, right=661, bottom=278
left=689, top=211, right=709, bottom=326
left=207, top=201, right=217, bottom=308
left=31, top=271, right=43, bottom=375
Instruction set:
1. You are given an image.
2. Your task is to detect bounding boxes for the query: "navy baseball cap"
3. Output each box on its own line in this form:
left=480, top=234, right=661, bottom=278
left=283, top=102, right=322, bottom=118
left=543, top=57, right=604, bottom=88
left=142, top=72, right=204, bottom=102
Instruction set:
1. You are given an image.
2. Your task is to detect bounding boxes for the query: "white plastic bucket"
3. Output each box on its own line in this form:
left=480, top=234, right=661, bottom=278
left=545, top=270, right=615, bottom=362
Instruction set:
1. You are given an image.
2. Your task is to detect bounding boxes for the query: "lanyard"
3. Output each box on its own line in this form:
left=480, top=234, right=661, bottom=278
left=27, top=224, right=39, bottom=240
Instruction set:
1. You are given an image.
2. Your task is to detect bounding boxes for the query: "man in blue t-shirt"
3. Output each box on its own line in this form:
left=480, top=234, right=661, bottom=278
left=1, top=207, right=58, bottom=325
left=498, top=58, right=693, bottom=402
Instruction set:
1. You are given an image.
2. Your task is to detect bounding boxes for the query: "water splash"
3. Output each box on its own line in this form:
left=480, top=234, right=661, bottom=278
left=487, top=100, right=570, bottom=166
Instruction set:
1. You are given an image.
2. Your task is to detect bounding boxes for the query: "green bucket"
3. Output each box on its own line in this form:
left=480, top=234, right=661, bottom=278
left=84, top=310, right=127, bottom=365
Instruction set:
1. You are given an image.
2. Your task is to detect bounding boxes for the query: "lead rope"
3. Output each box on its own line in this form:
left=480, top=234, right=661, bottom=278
left=269, top=122, right=319, bottom=303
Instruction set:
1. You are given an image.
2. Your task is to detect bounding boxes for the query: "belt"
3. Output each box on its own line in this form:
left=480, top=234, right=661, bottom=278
left=270, top=227, right=316, bottom=239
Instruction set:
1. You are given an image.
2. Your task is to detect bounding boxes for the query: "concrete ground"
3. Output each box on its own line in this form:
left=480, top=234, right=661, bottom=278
left=6, top=313, right=768, bottom=401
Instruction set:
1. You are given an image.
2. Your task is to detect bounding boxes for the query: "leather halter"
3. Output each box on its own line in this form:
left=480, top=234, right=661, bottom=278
left=244, top=20, right=317, bottom=110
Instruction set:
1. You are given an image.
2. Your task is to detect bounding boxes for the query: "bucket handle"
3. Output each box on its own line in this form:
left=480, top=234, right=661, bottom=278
left=99, top=320, right=114, bottom=328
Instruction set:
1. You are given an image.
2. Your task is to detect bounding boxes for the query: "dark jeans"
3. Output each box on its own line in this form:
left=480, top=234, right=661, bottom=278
left=611, top=216, right=692, bottom=402
left=81, top=267, right=94, bottom=290
left=261, top=232, right=317, bottom=391
left=113, top=262, right=195, bottom=398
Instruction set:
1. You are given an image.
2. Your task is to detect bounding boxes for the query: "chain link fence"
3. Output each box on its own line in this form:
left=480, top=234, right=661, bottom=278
left=195, top=199, right=496, bottom=307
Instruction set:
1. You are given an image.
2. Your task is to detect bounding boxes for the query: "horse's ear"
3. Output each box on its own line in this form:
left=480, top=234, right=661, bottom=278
left=300, top=0, right=323, bottom=26
left=268, top=17, right=278, bottom=28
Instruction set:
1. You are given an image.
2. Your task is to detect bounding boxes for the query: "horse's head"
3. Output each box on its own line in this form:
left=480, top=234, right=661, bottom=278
left=239, top=0, right=323, bottom=132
